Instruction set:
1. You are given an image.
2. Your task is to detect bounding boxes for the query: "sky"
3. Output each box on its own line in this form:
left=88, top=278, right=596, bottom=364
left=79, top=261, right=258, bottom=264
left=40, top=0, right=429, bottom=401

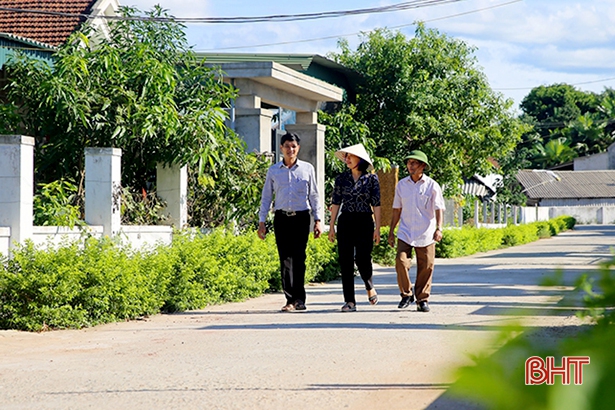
left=122, top=0, right=615, bottom=111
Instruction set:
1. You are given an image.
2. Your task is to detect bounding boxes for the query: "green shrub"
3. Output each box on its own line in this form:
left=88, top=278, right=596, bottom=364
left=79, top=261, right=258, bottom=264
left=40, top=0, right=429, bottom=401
left=0, top=238, right=165, bottom=331
left=0, top=227, right=339, bottom=331
left=450, top=252, right=615, bottom=409
left=437, top=216, right=576, bottom=258
left=161, top=230, right=278, bottom=312
left=534, top=221, right=552, bottom=238
left=501, top=223, right=538, bottom=247
left=307, top=235, right=340, bottom=283
left=33, top=179, right=83, bottom=228
left=372, top=226, right=397, bottom=266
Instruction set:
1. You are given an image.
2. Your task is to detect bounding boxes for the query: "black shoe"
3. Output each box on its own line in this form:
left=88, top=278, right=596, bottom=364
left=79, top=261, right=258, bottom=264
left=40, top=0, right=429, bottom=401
left=398, top=294, right=414, bottom=309
left=417, top=301, right=430, bottom=312
left=294, top=300, right=306, bottom=311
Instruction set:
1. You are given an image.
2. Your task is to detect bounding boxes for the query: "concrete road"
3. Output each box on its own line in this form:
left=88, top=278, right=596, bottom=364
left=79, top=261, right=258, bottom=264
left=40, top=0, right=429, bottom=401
left=1, top=225, right=613, bottom=410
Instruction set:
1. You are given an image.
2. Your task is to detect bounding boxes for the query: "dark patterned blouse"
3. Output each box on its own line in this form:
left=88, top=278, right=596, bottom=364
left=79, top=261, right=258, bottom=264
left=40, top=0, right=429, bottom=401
left=331, top=171, right=381, bottom=213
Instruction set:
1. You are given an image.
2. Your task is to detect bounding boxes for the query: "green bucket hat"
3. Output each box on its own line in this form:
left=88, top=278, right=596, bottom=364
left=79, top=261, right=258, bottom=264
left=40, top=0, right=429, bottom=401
left=405, top=150, right=430, bottom=171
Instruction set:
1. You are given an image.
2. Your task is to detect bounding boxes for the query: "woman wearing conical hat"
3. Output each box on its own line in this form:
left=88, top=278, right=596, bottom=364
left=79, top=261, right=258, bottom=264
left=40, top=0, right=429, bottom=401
left=328, top=143, right=381, bottom=312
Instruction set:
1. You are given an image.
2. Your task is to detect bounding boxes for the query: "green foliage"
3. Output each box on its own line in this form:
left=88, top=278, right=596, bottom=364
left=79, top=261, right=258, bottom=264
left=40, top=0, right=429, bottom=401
left=2, top=5, right=263, bottom=227
left=187, top=151, right=269, bottom=230
left=501, top=224, right=539, bottom=247
left=33, top=179, right=83, bottom=227
left=372, top=226, right=397, bottom=266
left=160, top=230, right=278, bottom=312
left=436, top=216, right=575, bottom=258
left=0, top=103, right=21, bottom=133
left=332, top=25, right=525, bottom=195
left=450, top=246, right=614, bottom=410
left=120, top=186, right=168, bottom=225
left=517, top=84, right=615, bottom=170
left=306, top=235, right=340, bottom=283
left=534, top=221, right=552, bottom=238
left=0, top=229, right=339, bottom=331
left=574, top=258, right=615, bottom=326
left=0, top=238, right=167, bottom=331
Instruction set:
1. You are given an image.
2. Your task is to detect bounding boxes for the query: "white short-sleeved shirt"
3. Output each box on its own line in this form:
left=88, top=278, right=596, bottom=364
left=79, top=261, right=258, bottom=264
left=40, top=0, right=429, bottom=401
left=392, top=174, right=445, bottom=247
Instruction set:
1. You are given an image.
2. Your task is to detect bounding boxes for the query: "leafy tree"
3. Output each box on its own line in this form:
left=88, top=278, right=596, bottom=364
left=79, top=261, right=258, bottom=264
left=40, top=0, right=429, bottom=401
left=520, top=84, right=597, bottom=129
left=533, top=137, right=577, bottom=168
left=518, top=84, right=615, bottom=168
left=332, top=25, right=525, bottom=194
left=2, top=6, right=267, bottom=227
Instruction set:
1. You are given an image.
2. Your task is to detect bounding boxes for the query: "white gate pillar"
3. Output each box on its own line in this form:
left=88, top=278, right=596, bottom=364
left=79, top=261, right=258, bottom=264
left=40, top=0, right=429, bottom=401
left=156, top=163, right=188, bottom=229
left=85, top=148, right=122, bottom=236
left=0, top=135, right=34, bottom=248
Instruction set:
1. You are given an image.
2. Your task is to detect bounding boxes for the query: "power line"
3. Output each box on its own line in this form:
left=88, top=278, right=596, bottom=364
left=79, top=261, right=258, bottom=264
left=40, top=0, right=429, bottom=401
left=0, top=1, right=466, bottom=24
left=197, top=0, right=521, bottom=51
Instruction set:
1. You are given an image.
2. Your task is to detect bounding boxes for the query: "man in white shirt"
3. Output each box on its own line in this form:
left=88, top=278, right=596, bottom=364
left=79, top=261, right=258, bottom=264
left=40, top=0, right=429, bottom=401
left=388, top=150, right=445, bottom=312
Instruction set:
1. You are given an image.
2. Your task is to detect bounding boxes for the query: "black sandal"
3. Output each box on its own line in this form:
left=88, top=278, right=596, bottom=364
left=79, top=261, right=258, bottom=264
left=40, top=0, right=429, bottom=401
left=341, top=302, right=356, bottom=312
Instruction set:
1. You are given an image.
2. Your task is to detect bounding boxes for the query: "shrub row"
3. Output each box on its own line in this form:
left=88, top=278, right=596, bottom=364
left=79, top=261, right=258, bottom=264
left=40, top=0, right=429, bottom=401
left=436, top=215, right=576, bottom=259
left=0, top=230, right=338, bottom=331
left=0, top=216, right=574, bottom=331
left=371, top=216, right=576, bottom=264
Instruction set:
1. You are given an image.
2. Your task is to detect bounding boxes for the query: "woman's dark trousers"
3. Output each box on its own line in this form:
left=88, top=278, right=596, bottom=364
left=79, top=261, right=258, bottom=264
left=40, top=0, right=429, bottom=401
left=337, top=212, right=375, bottom=304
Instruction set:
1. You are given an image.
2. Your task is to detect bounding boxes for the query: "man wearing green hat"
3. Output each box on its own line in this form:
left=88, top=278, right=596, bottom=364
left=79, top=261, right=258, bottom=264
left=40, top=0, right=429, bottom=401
left=387, top=150, right=445, bottom=312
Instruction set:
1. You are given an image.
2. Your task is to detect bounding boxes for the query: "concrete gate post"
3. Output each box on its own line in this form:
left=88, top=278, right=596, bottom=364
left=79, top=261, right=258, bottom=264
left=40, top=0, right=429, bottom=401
left=156, top=163, right=188, bottom=229
left=286, top=120, right=326, bottom=215
left=85, top=148, right=122, bottom=237
left=0, top=135, right=34, bottom=248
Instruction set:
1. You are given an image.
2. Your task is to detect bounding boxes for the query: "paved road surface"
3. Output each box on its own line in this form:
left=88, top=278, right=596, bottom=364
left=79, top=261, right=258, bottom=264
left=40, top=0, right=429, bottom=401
left=1, top=225, right=614, bottom=410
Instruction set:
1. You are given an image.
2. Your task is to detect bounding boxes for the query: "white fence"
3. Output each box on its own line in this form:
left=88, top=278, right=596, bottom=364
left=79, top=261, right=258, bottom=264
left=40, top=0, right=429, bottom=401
left=443, top=199, right=615, bottom=229
left=0, top=135, right=184, bottom=257
left=3, top=134, right=615, bottom=257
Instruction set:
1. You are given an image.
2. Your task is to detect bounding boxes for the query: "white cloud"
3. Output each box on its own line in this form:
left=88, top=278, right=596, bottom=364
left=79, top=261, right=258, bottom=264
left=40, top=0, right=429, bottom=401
left=113, top=0, right=615, bottom=108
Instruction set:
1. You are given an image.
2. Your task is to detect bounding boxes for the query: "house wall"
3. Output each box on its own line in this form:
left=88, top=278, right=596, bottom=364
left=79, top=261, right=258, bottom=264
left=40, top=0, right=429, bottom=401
left=574, top=152, right=609, bottom=170
left=548, top=206, right=615, bottom=224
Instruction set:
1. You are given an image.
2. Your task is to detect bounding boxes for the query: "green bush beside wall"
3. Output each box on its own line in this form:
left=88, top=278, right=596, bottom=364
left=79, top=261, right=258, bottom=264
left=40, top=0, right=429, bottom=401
left=0, top=229, right=337, bottom=331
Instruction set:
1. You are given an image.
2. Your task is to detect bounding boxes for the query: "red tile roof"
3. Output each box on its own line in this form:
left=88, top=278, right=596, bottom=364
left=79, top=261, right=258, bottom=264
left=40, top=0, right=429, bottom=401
left=0, top=0, right=97, bottom=47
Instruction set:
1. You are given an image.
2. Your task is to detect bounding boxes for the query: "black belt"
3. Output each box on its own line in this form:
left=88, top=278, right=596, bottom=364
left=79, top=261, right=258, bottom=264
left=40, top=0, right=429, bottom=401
left=276, top=209, right=309, bottom=217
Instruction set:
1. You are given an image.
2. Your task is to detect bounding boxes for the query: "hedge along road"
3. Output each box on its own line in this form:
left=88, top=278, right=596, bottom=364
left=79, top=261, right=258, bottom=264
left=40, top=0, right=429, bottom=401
left=1, top=225, right=612, bottom=410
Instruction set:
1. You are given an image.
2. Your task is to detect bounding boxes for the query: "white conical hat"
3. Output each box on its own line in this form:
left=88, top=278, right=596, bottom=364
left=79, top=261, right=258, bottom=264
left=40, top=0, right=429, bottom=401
left=334, top=143, right=374, bottom=171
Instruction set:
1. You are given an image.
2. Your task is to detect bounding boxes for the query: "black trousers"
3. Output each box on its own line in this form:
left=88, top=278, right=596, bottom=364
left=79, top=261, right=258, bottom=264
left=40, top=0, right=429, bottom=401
left=337, top=212, right=375, bottom=303
left=273, top=210, right=311, bottom=304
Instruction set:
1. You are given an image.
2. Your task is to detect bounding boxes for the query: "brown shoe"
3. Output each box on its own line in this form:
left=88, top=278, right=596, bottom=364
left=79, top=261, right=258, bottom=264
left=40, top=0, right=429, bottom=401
left=281, top=303, right=295, bottom=312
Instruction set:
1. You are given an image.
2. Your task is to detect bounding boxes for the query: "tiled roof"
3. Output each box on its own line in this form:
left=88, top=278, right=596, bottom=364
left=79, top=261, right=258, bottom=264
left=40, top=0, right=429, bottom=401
left=0, top=0, right=96, bottom=46
left=516, top=170, right=615, bottom=199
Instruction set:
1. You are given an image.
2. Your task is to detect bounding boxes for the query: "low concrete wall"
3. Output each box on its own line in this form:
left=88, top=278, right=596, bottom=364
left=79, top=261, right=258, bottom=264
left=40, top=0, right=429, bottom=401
left=117, top=225, right=173, bottom=249
left=31, top=226, right=104, bottom=249
left=1, top=225, right=172, bottom=256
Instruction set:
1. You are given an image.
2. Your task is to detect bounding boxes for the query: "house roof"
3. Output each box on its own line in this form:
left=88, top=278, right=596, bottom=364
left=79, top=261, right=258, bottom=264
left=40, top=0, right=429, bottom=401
left=516, top=170, right=615, bottom=199
left=198, top=53, right=362, bottom=102
left=0, top=0, right=97, bottom=47
left=0, top=32, right=55, bottom=69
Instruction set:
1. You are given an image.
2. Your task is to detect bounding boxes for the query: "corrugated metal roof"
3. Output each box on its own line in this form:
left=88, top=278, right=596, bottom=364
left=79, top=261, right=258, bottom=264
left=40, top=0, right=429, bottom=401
left=516, top=170, right=615, bottom=199
left=1, top=32, right=55, bottom=68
